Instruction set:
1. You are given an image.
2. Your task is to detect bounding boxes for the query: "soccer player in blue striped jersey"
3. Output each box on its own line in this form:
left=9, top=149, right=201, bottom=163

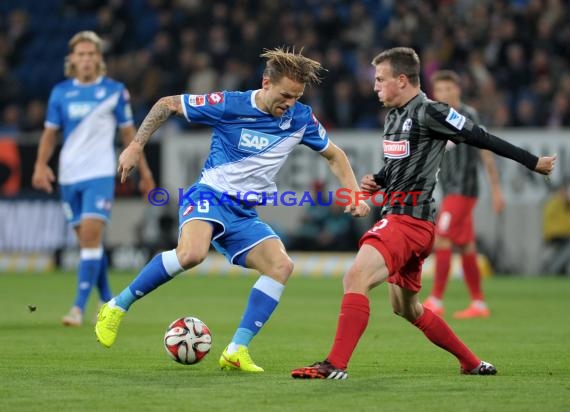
left=95, top=48, right=370, bottom=372
left=33, top=31, right=155, bottom=327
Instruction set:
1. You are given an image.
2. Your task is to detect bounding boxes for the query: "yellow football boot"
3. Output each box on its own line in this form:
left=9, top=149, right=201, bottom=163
left=219, top=345, right=264, bottom=372
left=95, top=303, right=125, bottom=348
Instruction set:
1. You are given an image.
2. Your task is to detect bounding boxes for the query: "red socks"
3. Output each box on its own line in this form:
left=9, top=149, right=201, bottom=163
left=414, top=307, right=480, bottom=371
left=433, top=250, right=484, bottom=302
left=326, top=293, right=370, bottom=369
left=325, top=294, right=481, bottom=371
left=461, top=252, right=484, bottom=301
left=432, top=249, right=452, bottom=299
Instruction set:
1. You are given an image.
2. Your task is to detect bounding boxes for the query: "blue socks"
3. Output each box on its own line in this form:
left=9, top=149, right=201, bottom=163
left=230, top=275, right=285, bottom=350
left=113, top=250, right=184, bottom=311
left=74, top=247, right=104, bottom=311
left=110, top=254, right=285, bottom=353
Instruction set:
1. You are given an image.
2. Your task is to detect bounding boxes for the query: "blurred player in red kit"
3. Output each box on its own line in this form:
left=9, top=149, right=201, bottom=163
left=423, top=70, right=505, bottom=319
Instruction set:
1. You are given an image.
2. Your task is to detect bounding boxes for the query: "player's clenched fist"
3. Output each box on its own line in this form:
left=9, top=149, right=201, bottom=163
left=534, top=154, right=557, bottom=176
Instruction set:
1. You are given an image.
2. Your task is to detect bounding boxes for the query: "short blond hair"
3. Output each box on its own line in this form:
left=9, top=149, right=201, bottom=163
left=64, top=31, right=106, bottom=78
left=260, top=47, right=324, bottom=85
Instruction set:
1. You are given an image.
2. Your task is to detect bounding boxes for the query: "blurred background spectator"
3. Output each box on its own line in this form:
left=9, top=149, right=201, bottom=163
left=0, top=0, right=569, bottom=133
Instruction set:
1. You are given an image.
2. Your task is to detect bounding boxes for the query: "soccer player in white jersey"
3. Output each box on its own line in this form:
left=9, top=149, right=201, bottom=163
left=95, top=48, right=370, bottom=372
left=32, top=31, right=155, bottom=327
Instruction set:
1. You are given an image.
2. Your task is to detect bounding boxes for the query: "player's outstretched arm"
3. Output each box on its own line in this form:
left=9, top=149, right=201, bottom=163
left=118, top=95, right=183, bottom=182
left=320, top=142, right=370, bottom=217
left=426, top=104, right=551, bottom=175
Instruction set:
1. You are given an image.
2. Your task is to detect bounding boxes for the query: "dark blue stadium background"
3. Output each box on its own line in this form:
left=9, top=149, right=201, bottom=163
left=1, top=0, right=569, bottom=195
left=2, top=0, right=569, bottom=130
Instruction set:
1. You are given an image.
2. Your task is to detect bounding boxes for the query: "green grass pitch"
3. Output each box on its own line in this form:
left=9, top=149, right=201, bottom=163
left=1, top=272, right=569, bottom=412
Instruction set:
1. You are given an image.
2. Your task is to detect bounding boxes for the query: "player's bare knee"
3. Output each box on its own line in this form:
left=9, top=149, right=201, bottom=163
left=460, top=241, right=476, bottom=254
left=434, top=235, right=452, bottom=250
left=270, top=256, right=294, bottom=282
left=343, top=265, right=378, bottom=293
left=344, top=275, right=368, bottom=293
left=78, top=230, right=102, bottom=247
left=342, top=272, right=354, bottom=291
left=175, top=248, right=207, bottom=269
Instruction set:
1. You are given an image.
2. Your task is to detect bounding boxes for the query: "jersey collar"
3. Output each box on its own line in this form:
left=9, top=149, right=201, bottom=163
left=398, top=92, right=425, bottom=112
left=251, top=89, right=269, bottom=114
left=72, top=76, right=104, bottom=87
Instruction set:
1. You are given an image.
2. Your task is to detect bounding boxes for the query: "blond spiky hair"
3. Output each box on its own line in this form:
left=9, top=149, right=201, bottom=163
left=64, top=31, right=106, bottom=78
left=260, top=47, right=324, bottom=85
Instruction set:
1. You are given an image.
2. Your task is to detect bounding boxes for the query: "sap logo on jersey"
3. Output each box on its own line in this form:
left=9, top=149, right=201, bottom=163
left=68, top=102, right=94, bottom=119
left=238, top=129, right=279, bottom=153
left=383, top=139, right=410, bottom=159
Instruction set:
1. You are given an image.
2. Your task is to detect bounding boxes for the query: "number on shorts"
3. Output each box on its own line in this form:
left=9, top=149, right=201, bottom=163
left=370, top=218, right=388, bottom=232
left=438, top=211, right=451, bottom=231
left=197, top=200, right=210, bottom=213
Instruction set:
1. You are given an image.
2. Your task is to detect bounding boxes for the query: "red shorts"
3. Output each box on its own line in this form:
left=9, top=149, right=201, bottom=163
left=435, top=195, right=477, bottom=245
left=359, top=214, right=435, bottom=292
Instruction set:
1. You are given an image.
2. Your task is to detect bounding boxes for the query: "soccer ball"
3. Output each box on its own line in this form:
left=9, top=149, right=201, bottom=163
left=164, top=317, right=212, bottom=365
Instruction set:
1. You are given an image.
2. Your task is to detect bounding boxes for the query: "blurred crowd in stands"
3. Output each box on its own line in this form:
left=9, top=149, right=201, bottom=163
left=1, top=0, right=569, bottom=135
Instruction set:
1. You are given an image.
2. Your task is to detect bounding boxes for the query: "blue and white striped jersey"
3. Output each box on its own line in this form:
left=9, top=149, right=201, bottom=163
left=45, top=76, right=133, bottom=184
left=180, top=90, right=329, bottom=196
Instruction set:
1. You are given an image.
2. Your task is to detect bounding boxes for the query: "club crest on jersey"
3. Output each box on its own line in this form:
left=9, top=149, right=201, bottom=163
left=383, top=140, right=410, bottom=159
left=279, top=112, right=292, bottom=130
left=238, top=128, right=280, bottom=153
left=95, top=87, right=106, bottom=99
left=188, top=95, right=205, bottom=107
left=445, top=108, right=466, bottom=130
left=402, top=118, right=412, bottom=132
left=207, top=92, right=224, bottom=105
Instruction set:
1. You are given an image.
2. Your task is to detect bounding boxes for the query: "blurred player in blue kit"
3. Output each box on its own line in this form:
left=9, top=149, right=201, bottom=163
left=95, top=48, right=370, bottom=372
left=32, top=31, right=155, bottom=327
